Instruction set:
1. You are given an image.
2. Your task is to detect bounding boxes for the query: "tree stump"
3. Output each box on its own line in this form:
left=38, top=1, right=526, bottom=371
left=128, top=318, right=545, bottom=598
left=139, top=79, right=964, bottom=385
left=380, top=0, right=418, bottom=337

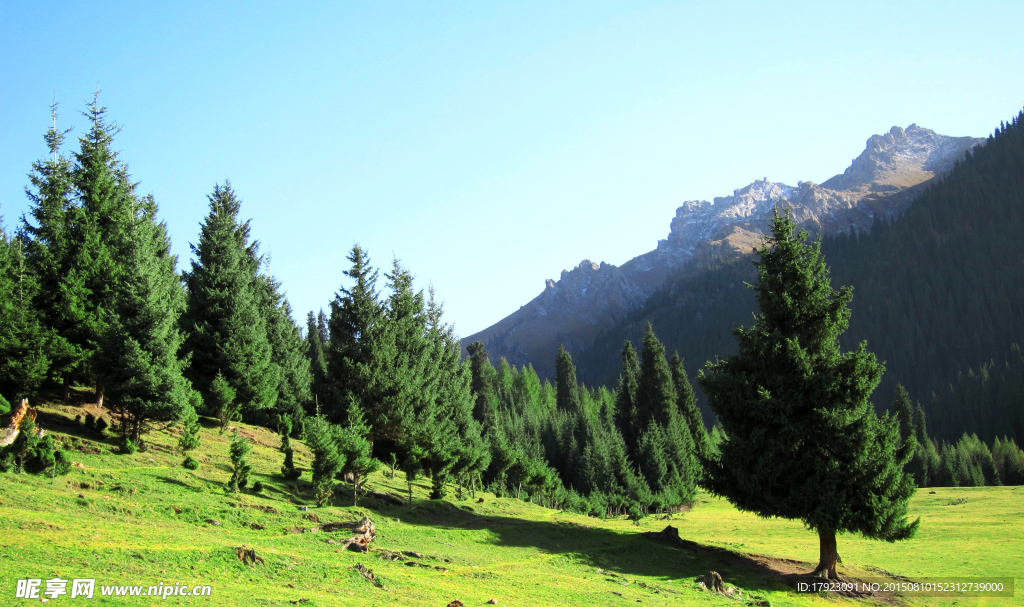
left=235, top=546, right=264, bottom=566
left=700, top=571, right=724, bottom=593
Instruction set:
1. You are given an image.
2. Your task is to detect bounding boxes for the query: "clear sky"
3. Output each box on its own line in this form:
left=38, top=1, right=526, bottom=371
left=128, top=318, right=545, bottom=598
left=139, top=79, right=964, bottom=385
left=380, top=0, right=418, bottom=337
left=2, top=1, right=1022, bottom=338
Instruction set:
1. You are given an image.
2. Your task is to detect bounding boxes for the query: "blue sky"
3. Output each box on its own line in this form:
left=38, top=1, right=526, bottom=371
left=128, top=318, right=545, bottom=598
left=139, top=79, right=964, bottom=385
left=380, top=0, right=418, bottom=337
left=2, top=1, right=1022, bottom=337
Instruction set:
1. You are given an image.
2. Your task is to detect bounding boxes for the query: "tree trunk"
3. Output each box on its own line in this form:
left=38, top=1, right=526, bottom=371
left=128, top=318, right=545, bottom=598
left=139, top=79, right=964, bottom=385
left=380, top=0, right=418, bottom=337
left=811, top=527, right=840, bottom=579
left=95, top=381, right=104, bottom=408
left=353, top=473, right=359, bottom=507
left=407, top=481, right=413, bottom=506
left=63, top=378, right=71, bottom=405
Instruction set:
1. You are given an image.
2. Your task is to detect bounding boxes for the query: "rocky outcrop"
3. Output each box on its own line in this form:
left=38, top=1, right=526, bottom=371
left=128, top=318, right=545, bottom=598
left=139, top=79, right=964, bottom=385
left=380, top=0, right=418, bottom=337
left=462, top=125, right=984, bottom=377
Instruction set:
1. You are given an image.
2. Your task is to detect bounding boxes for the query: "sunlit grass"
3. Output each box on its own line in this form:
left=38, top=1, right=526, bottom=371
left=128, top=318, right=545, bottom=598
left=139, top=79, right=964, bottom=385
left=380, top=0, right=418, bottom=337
left=1, top=403, right=1019, bottom=606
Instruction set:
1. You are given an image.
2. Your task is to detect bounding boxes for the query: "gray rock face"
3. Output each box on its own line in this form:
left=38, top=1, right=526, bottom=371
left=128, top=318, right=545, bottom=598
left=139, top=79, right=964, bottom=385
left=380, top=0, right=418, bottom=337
left=463, top=125, right=984, bottom=376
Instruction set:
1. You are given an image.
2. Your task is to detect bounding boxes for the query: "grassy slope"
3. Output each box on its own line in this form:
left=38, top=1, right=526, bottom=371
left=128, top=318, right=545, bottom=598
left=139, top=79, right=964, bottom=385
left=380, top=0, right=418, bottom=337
left=1, top=403, right=1020, bottom=607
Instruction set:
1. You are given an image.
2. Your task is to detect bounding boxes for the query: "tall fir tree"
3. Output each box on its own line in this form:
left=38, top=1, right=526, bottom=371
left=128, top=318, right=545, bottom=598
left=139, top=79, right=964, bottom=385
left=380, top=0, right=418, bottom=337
left=95, top=194, right=191, bottom=444
left=892, top=384, right=916, bottom=445
left=256, top=273, right=312, bottom=424
left=21, top=103, right=78, bottom=402
left=554, top=345, right=581, bottom=413
left=23, top=97, right=138, bottom=405
left=70, top=95, right=140, bottom=406
left=670, top=352, right=711, bottom=460
left=634, top=324, right=698, bottom=508
left=304, top=309, right=330, bottom=410
left=181, top=183, right=276, bottom=414
left=466, top=341, right=497, bottom=427
left=0, top=223, right=48, bottom=406
left=325, top=245, right=382, bottom=425
left=698, top=208, right=919, bottom=579
left=614, top=340, right=641, bottom=461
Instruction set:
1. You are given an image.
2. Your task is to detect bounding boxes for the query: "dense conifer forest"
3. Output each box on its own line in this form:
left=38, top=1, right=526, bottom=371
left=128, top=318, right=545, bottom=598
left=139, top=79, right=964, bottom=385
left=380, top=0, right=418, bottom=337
left=578, top=110, right=1024, bottom=473
left=2, top=98, right=1023, bottom=538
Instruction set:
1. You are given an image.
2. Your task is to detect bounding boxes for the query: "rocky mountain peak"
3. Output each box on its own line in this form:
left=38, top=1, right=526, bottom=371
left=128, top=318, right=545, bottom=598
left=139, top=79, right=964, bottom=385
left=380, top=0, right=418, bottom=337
left=821, top=124, right=979, bottom=193
left=463, top=123, right=984, bottom=377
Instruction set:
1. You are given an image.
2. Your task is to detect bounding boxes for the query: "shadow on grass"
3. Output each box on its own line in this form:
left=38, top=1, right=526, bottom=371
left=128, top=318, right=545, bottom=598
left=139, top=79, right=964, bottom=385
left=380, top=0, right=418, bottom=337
left=34, top=409, right=118, bottom=448
left=357, top=497, right=803, bottom=594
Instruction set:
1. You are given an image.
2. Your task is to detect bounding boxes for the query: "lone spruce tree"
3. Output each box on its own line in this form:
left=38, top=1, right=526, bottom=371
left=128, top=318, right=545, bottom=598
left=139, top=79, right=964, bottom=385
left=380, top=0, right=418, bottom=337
left=181, top=183, right=276, bottom=415
left=697, top=209, right=918, bottom=579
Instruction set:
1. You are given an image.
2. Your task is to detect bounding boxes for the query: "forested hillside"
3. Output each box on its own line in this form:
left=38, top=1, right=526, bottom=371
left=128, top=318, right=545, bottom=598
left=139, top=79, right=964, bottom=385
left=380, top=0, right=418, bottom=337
left=579, top=110, right=1024, bottom=446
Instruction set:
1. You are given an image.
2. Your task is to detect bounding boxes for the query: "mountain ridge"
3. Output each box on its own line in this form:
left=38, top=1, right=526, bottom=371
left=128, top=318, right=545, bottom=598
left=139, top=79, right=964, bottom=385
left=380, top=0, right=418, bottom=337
left=463, top=124, right=984, bottom=378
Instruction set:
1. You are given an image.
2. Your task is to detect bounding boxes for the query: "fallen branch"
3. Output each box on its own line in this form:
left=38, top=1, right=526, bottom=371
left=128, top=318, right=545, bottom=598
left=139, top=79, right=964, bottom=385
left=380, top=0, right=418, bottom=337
left=353, top=563, right=383, bottom=588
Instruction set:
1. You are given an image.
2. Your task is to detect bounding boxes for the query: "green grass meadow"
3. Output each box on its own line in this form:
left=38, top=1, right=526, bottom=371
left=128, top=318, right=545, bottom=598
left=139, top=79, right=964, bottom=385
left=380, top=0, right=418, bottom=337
left=1, top=402, right=1020, bottom=606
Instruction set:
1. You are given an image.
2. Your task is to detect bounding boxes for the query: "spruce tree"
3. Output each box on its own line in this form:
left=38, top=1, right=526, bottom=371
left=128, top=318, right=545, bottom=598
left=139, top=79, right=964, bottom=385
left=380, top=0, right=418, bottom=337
left=303, top=414, right=343, bottom=506
left=21, top=103, right=77, bottom=401
left=670, top=352, right=711, bottom=459
left=337, top=401, right=379, bottom=507
left=635, top=325, right=697, bottom=507
left=467, top=341, right=497, bottom=426
left=23, top=98, right=137, bottom=404
left=181, top=183, right=276, bottom=414
left=178, top=402, right=202, bottom=452
left=257, top=274, right=312, bottom=423
left=304, top=309, right=330, bottom=409
left=554, top=345, right=581, bottom=413
left=614, top=341, right=641, bottom=461
left=227, top=431, right=253, bottom=492
left=325, top=244, right=381, bottom=425
left=95, top=195, right=190, bottom=444
left=892, top=384, right=916, bottom=445
left=209, top=372, right=238, bottom=434
left=0, top=225, right=48, bottom=405
left=698, top=208, right=919, bottom=579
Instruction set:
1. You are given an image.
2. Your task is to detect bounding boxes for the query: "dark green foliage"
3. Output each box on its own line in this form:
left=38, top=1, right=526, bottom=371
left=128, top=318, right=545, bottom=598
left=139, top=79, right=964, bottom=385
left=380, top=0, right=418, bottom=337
left=401, top=450, right=423, bottom=506
left=554, top=345, right=581, bottom=413
left=304, top=309, right=330, bottom=410
left=670, top=352, right=711, bottom=460
left=95, top=417, right=109, bottom=436
left=321, top=252, right=482, bottom=502
left=178, top=401, right=202, bottom=454
left=303, top=414, right=342, bottom=506
left=209, top=372, right=238, bottom=434
left=281, top=447, right=301, bottom=480
left=255, top=274, right=311, bottom=426
left=993, top=437, right=1024, bottom=485
left=183, top=455, right=199, bottom=470
left=0, top=227, right=48, bottom=402
left=698, top=209, right=918, bottom=578
left=120, top=437, right=137, bottom=455
left=181, top=183, right=276, bottom=415
left=467, top=341, right=497, bottom=426
left=324, top=244, right=381, bottom=425
left=252, top=481, right=264, bottom=493
left=0, top=417, right=67, bottom=476
left=84, top=413, right=96, bottom=430
left=20, top=103, right=78, bottom=397
left=633, top=326, right=697, bottom=507
left=892, top=384, right=916, bottom=444
left=95, top=193, right=190, bottom=443
left=336, top=402, right=379, bottom=507
left=22, top=98, right=156, bottom=405
left=583, top=109, right=1024, bottom=448
left=227, top=432, right=253, bottom=492
left=613, top=341, right=641, bottom=461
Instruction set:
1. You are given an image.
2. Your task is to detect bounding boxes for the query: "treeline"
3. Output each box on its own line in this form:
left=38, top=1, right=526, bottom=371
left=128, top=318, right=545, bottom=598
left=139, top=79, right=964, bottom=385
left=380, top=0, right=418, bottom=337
left=0, top=99, right=310, bottom=461
left=0, top=98, right=712, bottom=514
left=579, top=109, right=1024, bottom=448
left=458, top=324, right=709, bottom=517
left=891, top=384, right=1024, bottom=487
